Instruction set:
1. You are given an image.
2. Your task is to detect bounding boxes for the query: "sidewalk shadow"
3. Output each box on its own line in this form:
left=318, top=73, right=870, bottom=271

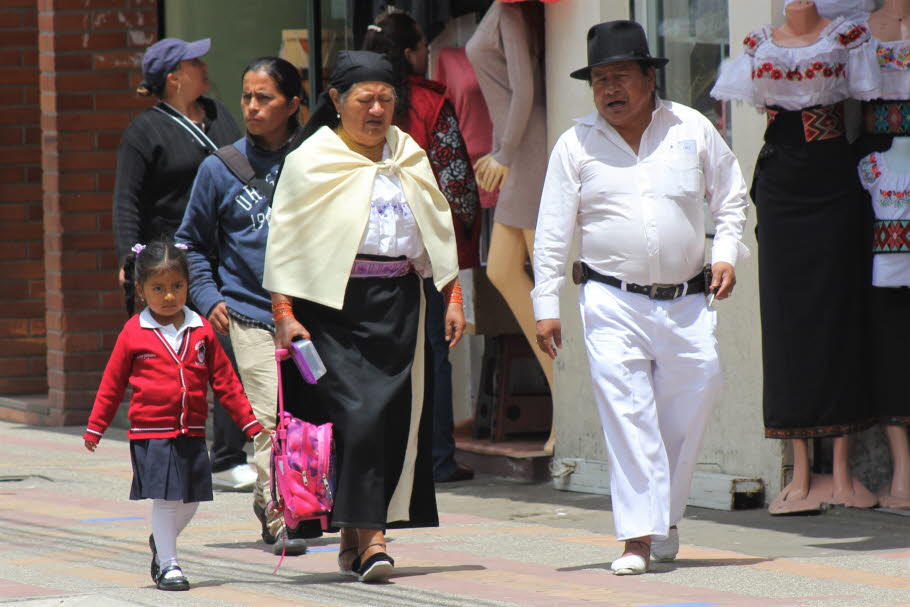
left=558, top=556, right=769, bottom=574
left=291, top=564, right=486, bottom=585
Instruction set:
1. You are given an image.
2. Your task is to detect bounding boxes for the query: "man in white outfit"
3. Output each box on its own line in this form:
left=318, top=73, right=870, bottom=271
left=532, top=21, right=749, bottom=575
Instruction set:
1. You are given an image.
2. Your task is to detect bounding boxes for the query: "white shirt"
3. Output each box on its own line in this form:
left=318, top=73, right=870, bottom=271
left=858, top=152, right=910, bottom=287
left=139, top=306, right=203, bottom=352
left=711, top=18, right=880, bottom=111
left=531, top=99, right=750, bottom=320
left=357, top=145, right=432, bottom=276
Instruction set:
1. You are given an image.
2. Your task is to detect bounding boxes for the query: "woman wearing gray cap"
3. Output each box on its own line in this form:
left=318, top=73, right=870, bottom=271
left=113, top=37, right=241, bottom=314
left=111, top=39, right=255, bottom=498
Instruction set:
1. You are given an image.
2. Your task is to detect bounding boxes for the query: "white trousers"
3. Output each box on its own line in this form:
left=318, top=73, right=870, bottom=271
left=580, top=282, right=722, bottom=541
left=228, top=318, right=281, bottom=535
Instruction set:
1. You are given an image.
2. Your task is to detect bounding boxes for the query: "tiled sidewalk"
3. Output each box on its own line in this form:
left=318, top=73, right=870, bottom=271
left=1, top=421, right=908, bottom=607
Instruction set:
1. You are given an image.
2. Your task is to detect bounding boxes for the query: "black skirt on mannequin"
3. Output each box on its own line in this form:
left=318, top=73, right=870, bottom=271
left=753, top=106, right=874, bottom=438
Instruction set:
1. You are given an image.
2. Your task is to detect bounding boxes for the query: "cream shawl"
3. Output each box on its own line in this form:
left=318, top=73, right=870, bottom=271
left=263, top=125, right=458, bottom=309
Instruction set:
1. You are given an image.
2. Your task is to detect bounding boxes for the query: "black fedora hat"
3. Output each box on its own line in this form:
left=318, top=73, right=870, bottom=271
left=570, top=20, right=668, bottom=81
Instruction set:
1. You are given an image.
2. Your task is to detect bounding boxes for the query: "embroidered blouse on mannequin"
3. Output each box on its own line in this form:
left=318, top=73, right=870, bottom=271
left=859, top=150, right=910, bottom=286
left=711, top=17, right=880, bottom=110
left=783, top=0, right=875, bottom=21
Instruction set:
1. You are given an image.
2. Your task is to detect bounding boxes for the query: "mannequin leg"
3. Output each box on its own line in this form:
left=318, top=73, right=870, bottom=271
left=880, top=425, right=910, bottom=508
left=486, top=222, right=556, bottom=452
left=830, top=434, right=877, bottom=507
left=781, top=438, right=811, bottom=502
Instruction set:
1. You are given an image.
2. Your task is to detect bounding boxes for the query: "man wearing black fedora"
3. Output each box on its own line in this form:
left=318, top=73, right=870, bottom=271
left=531, top=20, right=749, bottom=575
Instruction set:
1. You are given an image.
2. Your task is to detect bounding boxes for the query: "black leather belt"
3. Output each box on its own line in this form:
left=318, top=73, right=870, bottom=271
left=571, top=261, right=708, bottom=300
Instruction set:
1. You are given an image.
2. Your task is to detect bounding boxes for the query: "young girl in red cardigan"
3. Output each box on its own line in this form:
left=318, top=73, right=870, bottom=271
left=83, top=240, right=266, bottom=591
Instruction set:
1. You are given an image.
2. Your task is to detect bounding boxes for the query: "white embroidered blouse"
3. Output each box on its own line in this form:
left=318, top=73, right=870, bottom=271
left=711, top=17, right=881, bottom=111
left=357, top=145, right=432, bottom=277
left=873, top=35, right=910, bottom=100
left=858, top=152, right=910, bottom=286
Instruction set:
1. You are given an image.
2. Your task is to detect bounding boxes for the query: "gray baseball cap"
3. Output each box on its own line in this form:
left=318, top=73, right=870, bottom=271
left=140, top=37, right=210, bottom=94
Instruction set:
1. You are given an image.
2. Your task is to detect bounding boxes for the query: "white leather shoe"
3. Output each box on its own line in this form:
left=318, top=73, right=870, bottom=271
left=611, top=553, right=648, bottom=575
left=651, top=527, right=679, bottom=562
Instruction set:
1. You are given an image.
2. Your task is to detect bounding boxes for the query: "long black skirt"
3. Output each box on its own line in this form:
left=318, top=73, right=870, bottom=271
left=753, top=136, right=873, bottom=438
left=870, top=286, right=910, bottom=426
left=283, top=272, right=438, bottom=530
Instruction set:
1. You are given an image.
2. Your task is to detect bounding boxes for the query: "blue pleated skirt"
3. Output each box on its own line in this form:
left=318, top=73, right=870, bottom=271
left=129, top=436, right=213, bottom=502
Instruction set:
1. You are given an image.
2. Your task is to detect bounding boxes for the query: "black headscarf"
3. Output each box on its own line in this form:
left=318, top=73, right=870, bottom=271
left=301, top=50, right=398, bottom=141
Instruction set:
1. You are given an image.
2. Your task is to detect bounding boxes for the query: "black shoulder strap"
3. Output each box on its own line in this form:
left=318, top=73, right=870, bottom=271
left=214, top=145, right=275, bottom=201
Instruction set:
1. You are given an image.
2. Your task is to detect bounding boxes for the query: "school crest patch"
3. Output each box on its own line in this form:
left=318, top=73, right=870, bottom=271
left=194, top=340, right=206, bottom=364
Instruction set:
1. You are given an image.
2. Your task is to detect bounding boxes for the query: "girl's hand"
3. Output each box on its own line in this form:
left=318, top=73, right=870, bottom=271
left=444, top=302, right=466, bottom=349
left=274, top=316, right=310, bottom=353
left=84, top=440, right=97, bottom=452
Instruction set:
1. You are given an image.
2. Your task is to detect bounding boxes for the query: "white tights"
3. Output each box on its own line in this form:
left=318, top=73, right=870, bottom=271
left=151, top=499, right=199, bottom=571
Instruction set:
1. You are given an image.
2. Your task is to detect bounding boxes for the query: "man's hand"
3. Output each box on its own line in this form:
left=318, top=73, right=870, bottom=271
left=710, top=262, right=736, bottom=300
left=208, top=302, right=230, bottom=335
left=536, top=319, right=562, bottom=360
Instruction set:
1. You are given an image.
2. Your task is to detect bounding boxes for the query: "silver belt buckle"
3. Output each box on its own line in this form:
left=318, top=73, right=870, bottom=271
left=649, top=283, right=680, bottom=300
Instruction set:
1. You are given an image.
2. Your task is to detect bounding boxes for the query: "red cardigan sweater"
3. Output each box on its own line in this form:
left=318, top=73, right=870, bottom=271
left=83, top=315, right=263, bottom=443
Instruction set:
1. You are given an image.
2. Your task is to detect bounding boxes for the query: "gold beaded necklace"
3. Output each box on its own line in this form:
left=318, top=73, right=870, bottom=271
left=335, top=124, right=384, bottom=163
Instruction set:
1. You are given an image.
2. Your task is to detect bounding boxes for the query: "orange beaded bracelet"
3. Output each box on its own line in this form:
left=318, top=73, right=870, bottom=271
left=447, top=283, right=463, bottom=307
left=272, top=301, right=294, bottom=321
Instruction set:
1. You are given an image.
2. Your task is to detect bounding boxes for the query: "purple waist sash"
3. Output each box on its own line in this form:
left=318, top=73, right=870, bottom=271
left=349, top=258, right=412, bottom=278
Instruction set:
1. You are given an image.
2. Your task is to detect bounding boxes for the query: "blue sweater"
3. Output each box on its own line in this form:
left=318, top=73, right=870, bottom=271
left=176, top=133, right=296, bottom=327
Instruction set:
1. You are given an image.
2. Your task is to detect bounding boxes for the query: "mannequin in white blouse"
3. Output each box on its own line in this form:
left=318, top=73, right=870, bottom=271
left=867, top=0, right=910, bottom=42
left=766, top=0, right=877, bottom=515
left=875, top=136, right=910, bottom=509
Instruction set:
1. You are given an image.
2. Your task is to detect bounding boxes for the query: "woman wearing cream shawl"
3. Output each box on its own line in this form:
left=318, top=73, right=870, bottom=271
left=263, top=51, right=464, bottom=584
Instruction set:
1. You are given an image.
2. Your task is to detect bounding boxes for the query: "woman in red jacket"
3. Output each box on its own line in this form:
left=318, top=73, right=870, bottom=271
left=362, top=11, right=480, bottom=484
left=83, top=240, right=265, bottom=592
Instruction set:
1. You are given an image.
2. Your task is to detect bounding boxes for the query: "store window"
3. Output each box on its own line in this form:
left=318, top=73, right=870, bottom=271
left=164, top=0, right=356, bottom=125
left=632, top=0, right=731, bottom=142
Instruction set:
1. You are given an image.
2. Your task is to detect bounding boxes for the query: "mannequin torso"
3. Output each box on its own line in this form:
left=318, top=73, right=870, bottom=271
left=773, top=1, right=831, bottom=47
left=868, top=0, right=910, bottom=42
left=882, top=136, right=910, bottom=173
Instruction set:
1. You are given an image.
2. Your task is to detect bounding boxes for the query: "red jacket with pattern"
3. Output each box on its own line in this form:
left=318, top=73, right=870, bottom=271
left=83, top=315, right=263, bottom=443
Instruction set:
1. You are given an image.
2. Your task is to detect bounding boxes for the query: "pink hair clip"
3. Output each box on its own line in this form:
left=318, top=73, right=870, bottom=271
left=131, top=243, right=146, bottom=255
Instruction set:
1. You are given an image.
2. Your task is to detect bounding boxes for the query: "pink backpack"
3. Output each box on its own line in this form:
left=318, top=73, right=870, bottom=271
left=269, top=349, right=335, bottom=534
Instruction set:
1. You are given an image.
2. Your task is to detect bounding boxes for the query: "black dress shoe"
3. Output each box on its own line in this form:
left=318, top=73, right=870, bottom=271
left=155, top=564, right=190, bottom=591
left=148, top=534, right=158, bottom=583
left=272, top=528, right=308, bottom=556
left=437, top=462, right=475, bottom=483
left=253, top=502, right=277, bottom=544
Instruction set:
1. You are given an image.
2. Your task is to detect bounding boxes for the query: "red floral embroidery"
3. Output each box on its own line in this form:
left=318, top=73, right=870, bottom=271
left=837, top=25, right=867, bottom=47
left=752, top=59, right=845, bottom=82
left=744, top=35, right=759, bottom=50
left=870, top=154, right=882, bottom=179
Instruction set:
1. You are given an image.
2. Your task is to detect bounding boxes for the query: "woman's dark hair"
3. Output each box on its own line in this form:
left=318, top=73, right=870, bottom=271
left=242, top=56, right=303, bottom=131
left=361, top=11, right=422, bottom=123
left=130, top=240, right=189, bottom=287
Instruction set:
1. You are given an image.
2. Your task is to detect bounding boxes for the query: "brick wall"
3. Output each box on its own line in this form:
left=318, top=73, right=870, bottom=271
left=0, top=1, right=44, bottom=397
left=37, top=0, right=157, bottom=424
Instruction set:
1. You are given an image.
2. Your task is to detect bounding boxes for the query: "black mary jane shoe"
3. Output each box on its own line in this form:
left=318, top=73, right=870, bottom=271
left=155, top=564, right=190, bottom=591
left=148, top=534, right=159, bottom=583
left=356, top=544, right=395, bottom=584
